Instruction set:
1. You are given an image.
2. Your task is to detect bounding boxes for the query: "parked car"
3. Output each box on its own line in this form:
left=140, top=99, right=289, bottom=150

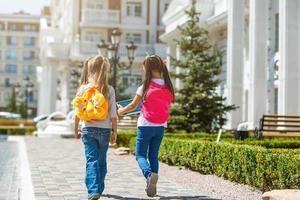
left=33, top=115, right=49, bottom=123
left=0, top=112, right=21, bottom=119
left=36, top=111, right=75, bottom=138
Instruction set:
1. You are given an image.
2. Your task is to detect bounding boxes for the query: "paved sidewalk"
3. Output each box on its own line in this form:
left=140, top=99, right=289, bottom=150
left=25, top=137, right=216, bottom=200
left=0, top=139, right=20, bottom=200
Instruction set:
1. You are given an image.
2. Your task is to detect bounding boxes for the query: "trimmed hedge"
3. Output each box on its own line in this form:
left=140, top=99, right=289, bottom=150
left=120, top=134, right=300, bottom=191
left=117, top=131, right=234, bottom=145
left=233, top=139, right=300, bottom=149
left=0, top=126, right=36, bottom=135
left=0, top=119, right=34, bottom=126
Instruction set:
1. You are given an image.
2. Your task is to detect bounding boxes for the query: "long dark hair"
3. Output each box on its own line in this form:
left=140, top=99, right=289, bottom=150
left=141, top=55, right=174, bottom=99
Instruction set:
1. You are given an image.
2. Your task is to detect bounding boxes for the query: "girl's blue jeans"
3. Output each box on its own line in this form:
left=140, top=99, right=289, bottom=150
left=136, top=126, right=164, bottom=179
left=81, top=127, right=111, bottom=198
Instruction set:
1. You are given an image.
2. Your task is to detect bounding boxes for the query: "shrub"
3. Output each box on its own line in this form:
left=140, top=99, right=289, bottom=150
left=123, top=134, right=300, bottom=191
left=0, top=126, right=36, bottom=135
left=0, top=119, right=34, bottom=126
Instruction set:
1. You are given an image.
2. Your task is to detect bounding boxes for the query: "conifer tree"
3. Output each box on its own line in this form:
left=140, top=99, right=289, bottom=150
left=169, top=4, right=236, bottom=132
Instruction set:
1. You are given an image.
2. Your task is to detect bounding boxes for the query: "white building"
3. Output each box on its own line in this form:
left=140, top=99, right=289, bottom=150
left=161, top=0, right=300, bottom=129
left=38, top=0, right=171, bottom=116
left=0, top=12, right=40, bottom=115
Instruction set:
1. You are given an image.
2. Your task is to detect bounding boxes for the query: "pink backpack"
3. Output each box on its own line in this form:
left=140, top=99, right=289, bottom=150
left=141, top=81, right=173, bottom=124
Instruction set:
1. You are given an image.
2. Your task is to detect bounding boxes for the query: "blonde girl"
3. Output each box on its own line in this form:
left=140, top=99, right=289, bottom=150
left=75, top=55, right=117, bottom=200
left=74, top=56, right=93, bottom=139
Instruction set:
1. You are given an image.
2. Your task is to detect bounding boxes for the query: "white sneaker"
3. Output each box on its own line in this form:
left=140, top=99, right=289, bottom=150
left=146, top=173, right=158, bottom=197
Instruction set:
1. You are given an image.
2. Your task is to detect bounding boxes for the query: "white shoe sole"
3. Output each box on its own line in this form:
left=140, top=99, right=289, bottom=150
left=146, top=174, right=158, bottom=197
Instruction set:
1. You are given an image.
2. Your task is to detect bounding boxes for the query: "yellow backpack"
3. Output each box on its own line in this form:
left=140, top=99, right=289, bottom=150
left=72, top=86, right=109, bottom=121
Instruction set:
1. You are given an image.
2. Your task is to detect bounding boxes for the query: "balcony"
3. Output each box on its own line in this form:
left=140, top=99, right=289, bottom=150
left=44, top=42, right=69, bottom=60
left=81, top=9, right=120, bottom=27
left=73, top=40, right=166, bottom=60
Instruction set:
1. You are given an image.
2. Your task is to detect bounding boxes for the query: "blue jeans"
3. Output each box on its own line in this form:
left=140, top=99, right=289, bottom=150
left=81, top=127, right=111, bottom=198
left=136, top=126, right=164, bottom=179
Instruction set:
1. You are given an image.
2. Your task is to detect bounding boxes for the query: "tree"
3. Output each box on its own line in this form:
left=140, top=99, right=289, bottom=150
left=168, top=4, right=236, bottom=133
left=6, top=88, right=17, bottom=113
left=18, top=101, right=28, bottom=119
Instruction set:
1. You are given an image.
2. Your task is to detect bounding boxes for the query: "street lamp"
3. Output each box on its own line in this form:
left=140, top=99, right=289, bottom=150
left=97, top=28, right=137, bottom=90
left=24, top=77, right=34, bottom=118
left=70, top=69, right=80, bottom=88
left=97, top=40, right=108, bottom=56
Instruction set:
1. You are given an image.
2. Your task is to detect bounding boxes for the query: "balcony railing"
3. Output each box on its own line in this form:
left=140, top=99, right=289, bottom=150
left=78, top=41, right=164, bottom=58
left=45, top=42, right=69, bottom=59
left=81, top=9, right=120, bottom=26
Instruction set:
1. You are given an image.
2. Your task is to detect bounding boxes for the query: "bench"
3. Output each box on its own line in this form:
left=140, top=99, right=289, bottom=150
left=256, top=114, right=300, bottom=138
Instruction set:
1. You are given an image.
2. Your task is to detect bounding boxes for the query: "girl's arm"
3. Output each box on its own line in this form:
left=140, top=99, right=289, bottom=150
left=110, top=117, right=117, bottom=145
left=118, top=95, right=142, bottom=116
left=74, top=116, right=81, bottom=139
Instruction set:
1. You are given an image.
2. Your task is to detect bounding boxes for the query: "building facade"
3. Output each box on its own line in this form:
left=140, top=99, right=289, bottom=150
left=38, top=0, right=171, bottom=116
left=0, top=12, right=40, bottom=115
left=161, top=0, right=300, bottom=129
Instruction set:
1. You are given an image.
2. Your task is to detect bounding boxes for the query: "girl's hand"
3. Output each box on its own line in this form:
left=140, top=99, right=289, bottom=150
left=117, top=108, right=125, bottom=117
left=110, top=131, right=117, bottom=145
left=75, top=129, right=81, bottom=139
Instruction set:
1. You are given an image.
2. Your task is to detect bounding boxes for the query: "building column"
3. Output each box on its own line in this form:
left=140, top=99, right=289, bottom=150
left=278, top=0, right=300, bottom=115
left=149, top=0, right=158, bottom=43
left=37, top=64, right=58, bottom=116
left=166, top=43, right=177, bottom=86
left=226, top=0, right=245, bottom=129
left=248, top=0, right=268, bottom=129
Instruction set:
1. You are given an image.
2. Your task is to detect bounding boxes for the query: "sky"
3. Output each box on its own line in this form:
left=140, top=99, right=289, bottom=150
left=0, top=0, right=50, bottom=15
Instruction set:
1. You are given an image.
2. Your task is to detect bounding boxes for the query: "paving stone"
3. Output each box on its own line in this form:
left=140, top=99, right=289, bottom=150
left=24, top=137, right=216, bottom=199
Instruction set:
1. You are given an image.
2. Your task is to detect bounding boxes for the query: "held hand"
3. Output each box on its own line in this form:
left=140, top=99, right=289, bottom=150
left=117, top=108, right=125, bottom=117
left=110, top=131, right=117, bottom=146
left=75, top=129, right=81, bottom=139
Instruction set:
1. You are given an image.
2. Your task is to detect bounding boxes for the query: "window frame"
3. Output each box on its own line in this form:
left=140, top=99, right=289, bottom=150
left=126, top=1, right=142, bottom=17
left=5, top=64, right=17, bottom=74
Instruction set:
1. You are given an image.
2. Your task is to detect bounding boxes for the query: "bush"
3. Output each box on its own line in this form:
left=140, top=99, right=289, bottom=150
left=0, top=126, right=36, bottom=135
left=0, top=119, right=34, bottom=126
left=233, top=139, right=300, bottom=149
left=122, top=133, right=299, bottom=191
left=117, top=131, right=235, bottom=147
left=117, top=131, right=136, bottom=147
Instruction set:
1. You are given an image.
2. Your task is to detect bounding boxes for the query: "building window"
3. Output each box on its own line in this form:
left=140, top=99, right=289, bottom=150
left=85, top=32, right=103, bottom=43
left=7, top=36, right=18, bottom=46
left=136, top=77, right=142, bottom=85
left=87, top=0, right=104, bottom=9
left=23, top=51, right=35, bottom=60
left=5, top=78, right=10, bottom=87
left=6, top=50, right=18, bottom=60
left=123, top=77, right=128, bottom=86
left=125, top=33, right=142, bottom=43
left=9, top=23, right=17, bottom=31
left=0, top=23, right=4, bottom=31
left=24, top=37, right=35, bottom=46
left=275, top=13, right=279, bottom=52
left=4, top=92, right=11, bottom=105
left=130, top=78, right=135, bottom=86
left=274, top=88, right=278, bottom=114
left=164, top=3, right=169, bottom=12
left=5, top=64, right=17, bottom=74
left=126, top=2, right=142, bottom=17
left=23, top=64, right=35, bottom=75
left=24, top=24, right=36, bottom=32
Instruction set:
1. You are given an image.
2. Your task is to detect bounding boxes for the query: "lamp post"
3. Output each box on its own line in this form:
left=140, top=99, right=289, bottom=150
left=24, top=77, right=34, bottom=118
left=97, top=28, right=137, bottom=90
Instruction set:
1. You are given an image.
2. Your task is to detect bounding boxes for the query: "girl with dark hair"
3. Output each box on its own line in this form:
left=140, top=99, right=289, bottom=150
left=118, top=55, right=174, bottom=197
